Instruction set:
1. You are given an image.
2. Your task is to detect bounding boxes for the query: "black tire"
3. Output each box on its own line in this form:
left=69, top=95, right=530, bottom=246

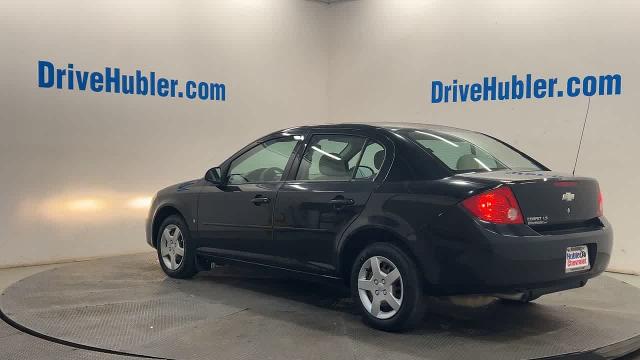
left=350, top=242, right=426, bottom=332
left=156, top=215, right=198, bottom=279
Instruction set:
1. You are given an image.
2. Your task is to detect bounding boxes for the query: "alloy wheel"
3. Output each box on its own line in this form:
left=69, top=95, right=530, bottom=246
left=357, top=256, right=403, bottom=319
left=160, top=224, right=185, bottom=271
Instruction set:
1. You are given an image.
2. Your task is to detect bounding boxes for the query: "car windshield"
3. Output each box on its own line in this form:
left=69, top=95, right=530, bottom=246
left=406, top=129, right=543, bottom=173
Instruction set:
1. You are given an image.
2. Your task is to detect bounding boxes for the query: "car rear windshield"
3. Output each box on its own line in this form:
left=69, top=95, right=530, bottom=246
left=406, top=129, right=543, bottom=173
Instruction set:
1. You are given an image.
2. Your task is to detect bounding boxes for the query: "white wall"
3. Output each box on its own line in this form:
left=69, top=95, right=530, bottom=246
left=328, top=0, right=639, bottom=273
left=0, top=0, right=329, bottom=267
left=1, top=0, right=638, bottom=274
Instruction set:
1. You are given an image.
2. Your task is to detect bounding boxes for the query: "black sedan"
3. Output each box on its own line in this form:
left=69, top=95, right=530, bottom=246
left=146, top=123, right=612, bottom=331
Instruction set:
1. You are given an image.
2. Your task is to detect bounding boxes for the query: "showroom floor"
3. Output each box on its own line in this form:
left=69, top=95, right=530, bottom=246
left=608, top=272, right=640, bottom=288
left=1, top=254, right=639, bottom=360
left=0, top=259, right=146, bottom=359
left=2, top=256, right=638, bottom=293
left=0, top=263, right=60, bottom=290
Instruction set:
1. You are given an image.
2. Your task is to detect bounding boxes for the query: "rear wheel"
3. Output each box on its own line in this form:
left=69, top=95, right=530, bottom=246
left=351, top=242, right=426, bottom=332
left=157, top=215, right=198, bottom=279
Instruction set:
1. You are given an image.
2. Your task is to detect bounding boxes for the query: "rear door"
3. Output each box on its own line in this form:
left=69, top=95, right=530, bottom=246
left=272, top=131, right=390, bottom=275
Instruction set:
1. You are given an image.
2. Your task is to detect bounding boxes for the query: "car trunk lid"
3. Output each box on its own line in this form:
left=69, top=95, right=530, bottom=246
left=456, top=170, right=601, bottom=226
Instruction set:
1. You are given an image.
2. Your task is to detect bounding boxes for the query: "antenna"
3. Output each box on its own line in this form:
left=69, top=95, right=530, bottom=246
left=572, top=97, right=591, bottom=176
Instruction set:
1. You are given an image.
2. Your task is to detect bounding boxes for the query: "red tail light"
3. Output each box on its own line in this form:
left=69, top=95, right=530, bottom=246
left=462, top=186, right=523, bottom=224
left=597, top=191, right=603, bottom=217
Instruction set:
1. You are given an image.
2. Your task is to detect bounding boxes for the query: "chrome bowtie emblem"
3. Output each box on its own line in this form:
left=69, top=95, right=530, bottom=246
left=562, top=192, right=575, bottom=202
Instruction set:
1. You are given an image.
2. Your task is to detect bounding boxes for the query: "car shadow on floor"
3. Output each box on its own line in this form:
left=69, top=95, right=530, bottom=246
left=165, top=263, right=572, bottom=345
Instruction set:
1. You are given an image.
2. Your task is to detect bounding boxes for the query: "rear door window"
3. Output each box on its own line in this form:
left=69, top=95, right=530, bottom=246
left=353, top=141, right=386, bottom=180
left=296, top=135, right=366, bottom=181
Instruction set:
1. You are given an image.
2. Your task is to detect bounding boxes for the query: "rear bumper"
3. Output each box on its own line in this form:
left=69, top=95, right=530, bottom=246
left=422, top=209, right=613, bottom=296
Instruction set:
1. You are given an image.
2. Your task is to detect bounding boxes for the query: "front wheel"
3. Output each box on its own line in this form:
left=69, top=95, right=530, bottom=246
left=156, top=215, right=198, bottom=279
left=351, top=243, right=426, bottom=332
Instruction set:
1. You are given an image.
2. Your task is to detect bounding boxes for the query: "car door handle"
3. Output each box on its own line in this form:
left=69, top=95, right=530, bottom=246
left=330, top=198, right=355, bottom=206
left=251, top=196, right=271, bottom=205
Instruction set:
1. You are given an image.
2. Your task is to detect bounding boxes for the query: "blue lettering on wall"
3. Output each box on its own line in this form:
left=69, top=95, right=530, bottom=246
left=38, top=61, right=54, bottom=88
left=431, top=81, right=443, bottom=103
left=37, top=60, right=227, bottom=102
left=431, top=73, right=622, bottom=103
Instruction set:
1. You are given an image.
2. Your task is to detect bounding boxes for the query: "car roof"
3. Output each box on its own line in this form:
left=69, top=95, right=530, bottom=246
left=278, top=122, right=473, bottom=134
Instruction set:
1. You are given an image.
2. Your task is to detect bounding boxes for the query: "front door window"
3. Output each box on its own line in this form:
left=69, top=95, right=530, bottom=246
left=227, top=137, right=298, bottom=185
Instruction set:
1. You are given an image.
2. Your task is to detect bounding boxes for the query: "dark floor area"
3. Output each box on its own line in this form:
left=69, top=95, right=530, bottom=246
left=0, top=318, right=143, bottom=360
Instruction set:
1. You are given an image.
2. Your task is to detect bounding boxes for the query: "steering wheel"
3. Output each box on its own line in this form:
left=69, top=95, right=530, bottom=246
left=229, top=173, right=250, bottom=183
left=261, top=167, right=284, bottom=182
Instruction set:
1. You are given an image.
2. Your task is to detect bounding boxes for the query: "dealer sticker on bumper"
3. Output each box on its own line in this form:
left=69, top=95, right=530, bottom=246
left=566, top=245, right=590, bottom=273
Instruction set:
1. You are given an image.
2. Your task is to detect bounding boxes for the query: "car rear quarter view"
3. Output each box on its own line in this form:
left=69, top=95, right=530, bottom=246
left=146, top=123, right=612, bottom=331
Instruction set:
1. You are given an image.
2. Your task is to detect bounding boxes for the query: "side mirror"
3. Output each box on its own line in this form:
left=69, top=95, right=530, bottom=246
left=204, top=167, right=222, bottom=184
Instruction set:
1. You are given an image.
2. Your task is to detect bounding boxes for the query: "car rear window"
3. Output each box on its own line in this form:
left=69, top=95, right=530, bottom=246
left=406, top=129, right=543, bottom=173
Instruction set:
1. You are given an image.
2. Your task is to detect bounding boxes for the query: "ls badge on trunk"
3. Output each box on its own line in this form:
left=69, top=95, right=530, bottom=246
left=526, top=215, right=549, bottom=225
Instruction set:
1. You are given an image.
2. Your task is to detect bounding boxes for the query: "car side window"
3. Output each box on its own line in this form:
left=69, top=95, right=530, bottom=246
left=354, top=141, right=385, bottom=180
left=296, top=135, right=366, bottom=181
left=227, top=137, right=298, bottom=185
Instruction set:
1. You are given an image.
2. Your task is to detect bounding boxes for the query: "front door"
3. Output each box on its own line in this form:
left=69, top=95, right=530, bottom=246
left=273, top=133, right=388, bottom=275
left=197, top=136, right=300, bottom=262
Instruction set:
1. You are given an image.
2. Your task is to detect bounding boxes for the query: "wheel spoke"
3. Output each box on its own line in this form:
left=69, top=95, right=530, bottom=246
left=170, top=253, right=177, bottom=270
left=174, top=245, right=184, bottom=256
left=386, top=268, right=400, bottom=284
left=162, top=228, right=172, bottom=242
left=370, top=297, right=381, bottom=316
left=385, top=293, right=401, bottom=310
left=370, top=257, right=383, bottom=277
left=160, top=245, right=170, bottom=256
left=358, top=278, right=373, bottom=291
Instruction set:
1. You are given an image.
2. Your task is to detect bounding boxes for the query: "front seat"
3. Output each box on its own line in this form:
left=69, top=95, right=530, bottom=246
left=317, top=154, right=349, bottom=180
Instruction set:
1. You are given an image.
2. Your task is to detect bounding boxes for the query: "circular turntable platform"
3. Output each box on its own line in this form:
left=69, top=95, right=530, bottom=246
left=1, top=253, right=639, bottom=360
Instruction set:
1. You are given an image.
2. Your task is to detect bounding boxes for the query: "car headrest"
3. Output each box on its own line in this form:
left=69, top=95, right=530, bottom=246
left=456, top=154, right=478, bottom=171
left=373, top=149, right=385, bottom=169
left=319, top=154, right=348, bottom=177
